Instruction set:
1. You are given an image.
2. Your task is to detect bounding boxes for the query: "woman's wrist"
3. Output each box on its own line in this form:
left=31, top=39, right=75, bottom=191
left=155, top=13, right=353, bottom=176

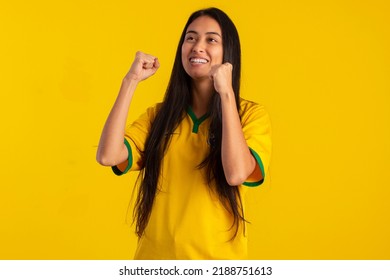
left=120, top=76, right=139, bottom=96
left=123, top=73, right=140, bottom=85
left=219, top=89, right=236, bottom=104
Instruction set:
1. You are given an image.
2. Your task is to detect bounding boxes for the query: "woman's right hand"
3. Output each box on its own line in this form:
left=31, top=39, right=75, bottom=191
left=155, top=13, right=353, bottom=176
left=124, top=51, right=160, bottom=83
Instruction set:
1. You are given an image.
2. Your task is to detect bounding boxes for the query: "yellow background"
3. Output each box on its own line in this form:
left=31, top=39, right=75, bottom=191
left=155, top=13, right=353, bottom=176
left=1, top=0, right=389, bottom=259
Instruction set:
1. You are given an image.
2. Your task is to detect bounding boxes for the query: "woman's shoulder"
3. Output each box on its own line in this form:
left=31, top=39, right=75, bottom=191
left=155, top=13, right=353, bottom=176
left=143, top=102, right=163, bottom=119
left=239, top=98, right=268, bottom=120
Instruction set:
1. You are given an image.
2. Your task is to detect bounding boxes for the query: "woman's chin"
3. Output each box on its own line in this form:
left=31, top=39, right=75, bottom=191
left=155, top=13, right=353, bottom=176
left=188, top=72, right=210, bottom=82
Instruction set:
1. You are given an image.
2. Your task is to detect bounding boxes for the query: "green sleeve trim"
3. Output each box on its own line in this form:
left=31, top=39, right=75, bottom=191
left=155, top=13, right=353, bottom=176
left=186, top=107, right=209, bottom=133
left=243, top=148, right=265, bottom=187
left=111, top=138, right=133, bottom=176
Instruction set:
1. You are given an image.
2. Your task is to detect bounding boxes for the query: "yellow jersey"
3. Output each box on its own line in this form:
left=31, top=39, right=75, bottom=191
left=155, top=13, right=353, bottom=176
left=112, top=98, right=272, bottom=259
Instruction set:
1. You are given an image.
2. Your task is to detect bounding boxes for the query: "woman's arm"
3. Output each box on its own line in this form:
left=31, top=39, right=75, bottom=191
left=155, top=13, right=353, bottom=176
left=96, top=51, right=159, bottom=166
left=209, top=63, right=258, bottom=186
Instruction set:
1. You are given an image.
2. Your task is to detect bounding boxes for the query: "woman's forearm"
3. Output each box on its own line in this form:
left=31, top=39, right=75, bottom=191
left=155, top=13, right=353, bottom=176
left=220, top=92, right=257, bottom=186
left=96, top=78, right=138, bottom=166
left=96, top=51, right=160, bottom=166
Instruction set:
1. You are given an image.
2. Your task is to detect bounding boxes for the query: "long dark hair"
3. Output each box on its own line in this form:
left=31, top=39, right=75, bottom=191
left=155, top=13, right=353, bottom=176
left=134, top=7, right=244, bottom=239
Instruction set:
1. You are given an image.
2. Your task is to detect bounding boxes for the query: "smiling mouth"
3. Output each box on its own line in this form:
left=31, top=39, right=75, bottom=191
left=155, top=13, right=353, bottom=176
left=190, top=58, right=209, bottom=64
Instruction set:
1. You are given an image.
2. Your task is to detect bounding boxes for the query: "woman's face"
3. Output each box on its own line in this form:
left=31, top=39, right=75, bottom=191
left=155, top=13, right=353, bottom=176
left=181, top=16, right=223, bottom=81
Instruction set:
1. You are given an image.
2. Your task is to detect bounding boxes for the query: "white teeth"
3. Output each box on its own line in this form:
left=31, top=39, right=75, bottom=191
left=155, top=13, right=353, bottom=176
left=190, top=58, right=208, bottom=64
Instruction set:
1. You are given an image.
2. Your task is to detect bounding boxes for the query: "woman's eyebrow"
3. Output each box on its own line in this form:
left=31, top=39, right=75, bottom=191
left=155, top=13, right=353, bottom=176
left=186, top=30, right=222, bottom=38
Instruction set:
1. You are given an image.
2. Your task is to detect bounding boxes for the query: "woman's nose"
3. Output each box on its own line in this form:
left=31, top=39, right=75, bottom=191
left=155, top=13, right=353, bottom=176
left=192, top=40, right=205, bottom=53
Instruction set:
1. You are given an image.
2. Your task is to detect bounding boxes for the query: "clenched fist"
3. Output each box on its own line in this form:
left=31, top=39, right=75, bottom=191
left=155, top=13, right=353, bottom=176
left=124, top=51, right=160, bottom=83
left=208, top=62, right=234, bottom=96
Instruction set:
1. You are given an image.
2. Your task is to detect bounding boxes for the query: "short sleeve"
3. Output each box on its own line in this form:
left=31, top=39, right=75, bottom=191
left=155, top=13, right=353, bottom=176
left=240, top=99, right=272, bottom=187
left=111, top=104, right=160, bottom=175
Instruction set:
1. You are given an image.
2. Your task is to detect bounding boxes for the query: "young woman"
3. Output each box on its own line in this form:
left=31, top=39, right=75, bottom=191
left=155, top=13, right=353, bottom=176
left=96, top=7, right=271, bottom=259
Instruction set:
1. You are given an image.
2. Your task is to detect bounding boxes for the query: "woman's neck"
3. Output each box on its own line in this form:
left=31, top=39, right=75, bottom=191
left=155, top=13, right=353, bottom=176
left=191, top=79, right=214, bottom=118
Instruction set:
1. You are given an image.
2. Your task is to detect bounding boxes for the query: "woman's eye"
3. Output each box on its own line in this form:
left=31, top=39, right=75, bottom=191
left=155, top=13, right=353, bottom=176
left=208, top=38, right=217, bottom=43
left=186, top=36, right=195, bottom=41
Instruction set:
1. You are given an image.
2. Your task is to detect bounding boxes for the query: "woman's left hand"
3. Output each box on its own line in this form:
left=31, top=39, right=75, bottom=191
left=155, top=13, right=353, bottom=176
left=209, top=63, right=234, bottom=96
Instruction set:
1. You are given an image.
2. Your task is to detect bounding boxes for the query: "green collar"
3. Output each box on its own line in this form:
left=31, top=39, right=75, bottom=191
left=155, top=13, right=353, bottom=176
left=186, top=107, right=209, bottom=133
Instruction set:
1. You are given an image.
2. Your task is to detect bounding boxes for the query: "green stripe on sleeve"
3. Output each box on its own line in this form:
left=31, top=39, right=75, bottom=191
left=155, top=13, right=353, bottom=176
left=111, top=138, right=133, bottom=176
left=243, top=148, right=265, bottom=187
